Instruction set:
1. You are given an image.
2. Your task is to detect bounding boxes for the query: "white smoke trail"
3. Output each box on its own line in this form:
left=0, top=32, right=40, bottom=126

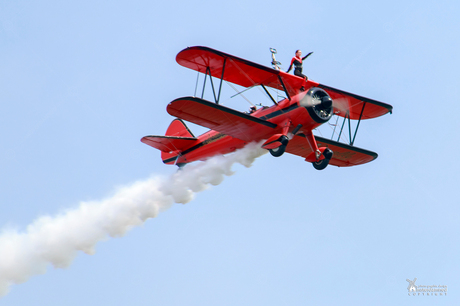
left=0, top=142, right=267, bottom=297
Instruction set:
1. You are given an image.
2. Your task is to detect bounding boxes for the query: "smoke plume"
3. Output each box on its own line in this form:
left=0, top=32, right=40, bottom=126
left=0, top=142, right=266, bottom=297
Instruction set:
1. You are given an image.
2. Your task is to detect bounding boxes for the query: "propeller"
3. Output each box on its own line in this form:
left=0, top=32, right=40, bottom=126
left=330, top=96, right=350, bottom=117
left=299, top=87, right=334, bottom=122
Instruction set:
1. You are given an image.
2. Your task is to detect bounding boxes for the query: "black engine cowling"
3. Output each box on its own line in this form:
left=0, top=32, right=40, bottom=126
left=300, top=87, right=333, bottom=123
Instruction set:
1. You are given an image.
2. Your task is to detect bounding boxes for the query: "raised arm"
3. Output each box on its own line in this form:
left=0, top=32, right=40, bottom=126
left=302, top=51, right=313, bottom=60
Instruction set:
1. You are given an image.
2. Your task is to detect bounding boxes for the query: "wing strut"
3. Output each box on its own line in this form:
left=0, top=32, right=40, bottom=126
left=277, top=75, right=291, bottom=101
left=261, top=84, right=278, bottom=105
left=199, top=59, right=227, bottom=104
left=351, top=102, right=366, bottom=146
left=217, top=58, right=226, bottom=104
left=202, top=67, right=218, bottom=103
left=335, top=101, right=367, bottom=146
left=337, top=112, right=348, bottom=143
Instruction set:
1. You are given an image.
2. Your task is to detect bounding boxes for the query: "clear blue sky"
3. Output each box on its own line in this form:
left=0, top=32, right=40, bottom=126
left=1, top=0, right=459, bottom=305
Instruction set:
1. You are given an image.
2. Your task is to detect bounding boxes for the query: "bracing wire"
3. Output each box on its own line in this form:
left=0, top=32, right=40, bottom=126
left=226, top=81, right=255, bottom=106
left=322, top=115, right=349, bottom=144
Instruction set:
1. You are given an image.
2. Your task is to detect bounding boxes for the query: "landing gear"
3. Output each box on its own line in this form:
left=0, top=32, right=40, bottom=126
left=268, top=135, right=289, bottom=157
left=312, top=148, right=333, bottom=170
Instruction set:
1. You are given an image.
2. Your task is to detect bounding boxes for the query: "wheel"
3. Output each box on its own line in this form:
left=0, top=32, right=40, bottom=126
left=269, top=144, right=286, bottom=157
left=312, top=158, right=330, bottom=170
left=268, top=135, right=289, bottom=157
left=312, top=148, right=333, bottom=170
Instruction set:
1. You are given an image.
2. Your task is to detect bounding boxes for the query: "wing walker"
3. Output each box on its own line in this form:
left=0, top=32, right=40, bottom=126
left=142, top=46, right=393, bottom=170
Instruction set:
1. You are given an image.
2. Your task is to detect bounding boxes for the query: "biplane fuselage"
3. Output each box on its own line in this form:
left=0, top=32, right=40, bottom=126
left=160, top=92, right=318, bottom=165
left=142, top=46, right=393, bottom=170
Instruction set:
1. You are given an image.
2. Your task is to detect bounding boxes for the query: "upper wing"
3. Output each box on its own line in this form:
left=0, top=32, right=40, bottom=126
left=176, top=46, right=310, bottom=99
left=286, top=134, right=378, bottom=167
left=176, top=46, right=393, bottom=120
left=319, top=84, right=393, bottom=120
left=167, top=96, right=277, bottom=142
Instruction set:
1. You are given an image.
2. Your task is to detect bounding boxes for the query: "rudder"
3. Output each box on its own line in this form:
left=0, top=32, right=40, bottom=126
left=165, top=119, right=195, bottom=138
left=141, top=119, right=197, bottom=165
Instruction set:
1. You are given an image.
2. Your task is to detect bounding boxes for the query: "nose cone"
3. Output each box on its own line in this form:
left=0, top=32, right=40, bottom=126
left=321, top=96, right=333, bottom=109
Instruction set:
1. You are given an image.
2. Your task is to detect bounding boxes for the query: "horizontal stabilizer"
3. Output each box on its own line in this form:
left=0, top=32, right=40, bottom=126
left=141, top=135, right=197, bottom=153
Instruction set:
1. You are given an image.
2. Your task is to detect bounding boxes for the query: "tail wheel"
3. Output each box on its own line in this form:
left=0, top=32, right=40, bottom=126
left=312, top=148, right=333, bottom=170
left=269, top=135, right=289, bottom=157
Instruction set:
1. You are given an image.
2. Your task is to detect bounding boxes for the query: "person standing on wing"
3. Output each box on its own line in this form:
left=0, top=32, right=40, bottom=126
left=286, top=49, right=313, bottom=80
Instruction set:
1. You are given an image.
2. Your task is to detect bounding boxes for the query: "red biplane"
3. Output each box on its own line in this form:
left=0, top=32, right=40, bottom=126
left=142, top=46, right=393, bottom=170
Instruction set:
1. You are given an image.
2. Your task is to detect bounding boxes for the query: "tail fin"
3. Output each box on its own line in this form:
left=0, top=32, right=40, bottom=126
left=141, top=119, right=197, bottom=165
left=165, top=119, right=195, bottom=138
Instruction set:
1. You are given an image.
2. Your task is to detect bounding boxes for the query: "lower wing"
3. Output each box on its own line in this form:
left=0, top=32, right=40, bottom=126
left=166, top=96, right=276, bottom=142
left=287, top=134, right=378, bottom=167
